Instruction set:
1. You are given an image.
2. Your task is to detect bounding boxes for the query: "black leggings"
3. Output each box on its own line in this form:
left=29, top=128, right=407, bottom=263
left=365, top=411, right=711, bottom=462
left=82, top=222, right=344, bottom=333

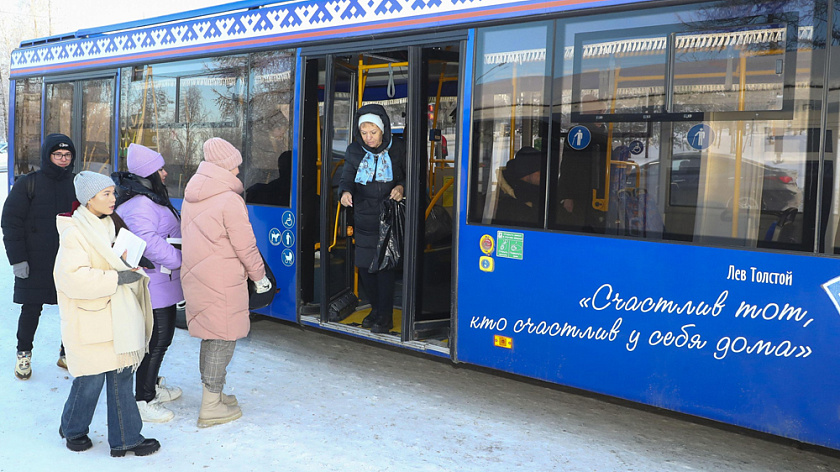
left=357, top=269, right=396, bottom=326
left=17, top=303, right=64, bottom=355
left=135, top=305, right=177, bottom=402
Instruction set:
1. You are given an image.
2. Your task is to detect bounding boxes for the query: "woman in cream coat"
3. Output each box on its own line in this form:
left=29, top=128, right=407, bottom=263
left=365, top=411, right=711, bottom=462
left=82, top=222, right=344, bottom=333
left=55, top=171, right=159, bottom=457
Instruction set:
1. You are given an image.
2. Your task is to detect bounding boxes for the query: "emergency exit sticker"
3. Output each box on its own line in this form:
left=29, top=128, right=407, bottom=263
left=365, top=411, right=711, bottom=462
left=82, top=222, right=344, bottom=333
left=496, top=231, right=524, bottom=260
left=480, top=234, right=494, bottom=255
left=494, top=335, right=513, bottom=349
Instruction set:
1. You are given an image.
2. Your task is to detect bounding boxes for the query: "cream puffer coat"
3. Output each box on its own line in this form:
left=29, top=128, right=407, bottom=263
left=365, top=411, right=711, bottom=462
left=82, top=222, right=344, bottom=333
left=181, top=161, right=265, bottom=341
left=54, top=210, right=153, bottom=378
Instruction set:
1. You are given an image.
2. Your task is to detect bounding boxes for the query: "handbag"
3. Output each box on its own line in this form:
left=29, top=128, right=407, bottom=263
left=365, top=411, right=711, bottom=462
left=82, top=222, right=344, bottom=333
left=248, top=251, right=277, bottom=310
left=370, top=198, right=406, bottom=273
left=328, top=287, right=359, bottom=322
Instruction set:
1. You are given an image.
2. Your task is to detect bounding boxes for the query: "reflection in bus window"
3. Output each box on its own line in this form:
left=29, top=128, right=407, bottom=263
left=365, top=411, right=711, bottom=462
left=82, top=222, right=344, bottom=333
left=245, top=50, right=296, bottom=206
left=120, top=56, right=248, bottom=198
left=80, top=79, right=114, bottom=175
left=45, top=82, right=74, bottom=141
left=461, top=1, right=822, bottom=253
left=469, top=22, right=552, bottom=228
left=577, top=31, right=667, bottom=115
left=13, top=78, right=42, bottom=177
left=673, top=25, right=788, bottom=113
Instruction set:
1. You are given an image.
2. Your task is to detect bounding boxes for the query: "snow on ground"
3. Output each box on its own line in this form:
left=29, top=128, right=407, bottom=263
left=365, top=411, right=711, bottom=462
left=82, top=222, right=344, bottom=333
left=0, top=176, right=839, bottom=471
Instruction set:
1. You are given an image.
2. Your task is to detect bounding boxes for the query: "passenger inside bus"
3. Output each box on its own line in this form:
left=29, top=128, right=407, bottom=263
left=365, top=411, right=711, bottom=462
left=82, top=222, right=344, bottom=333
left=555, top=95, right=609, bottom=233
left=338, top=105, right=406, bottom=334
left=494, top=146, right=544, bottom=227
left=245, top=151, right=292, bottom=206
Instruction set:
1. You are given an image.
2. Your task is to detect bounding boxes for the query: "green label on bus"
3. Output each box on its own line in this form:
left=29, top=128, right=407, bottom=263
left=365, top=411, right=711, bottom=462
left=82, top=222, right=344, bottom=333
left=496, top=231, right=523, bottom=260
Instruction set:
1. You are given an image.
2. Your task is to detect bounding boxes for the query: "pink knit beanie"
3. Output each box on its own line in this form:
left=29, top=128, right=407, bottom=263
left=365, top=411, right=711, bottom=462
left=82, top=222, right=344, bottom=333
left=127, top=143, right=165, bottom=178
left=203, top=138, right=242, bottom=171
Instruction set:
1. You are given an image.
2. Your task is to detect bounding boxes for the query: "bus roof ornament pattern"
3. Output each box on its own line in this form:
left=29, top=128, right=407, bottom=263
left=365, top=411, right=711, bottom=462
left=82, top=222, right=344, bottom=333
left=9, top=0, right=654, bottom=78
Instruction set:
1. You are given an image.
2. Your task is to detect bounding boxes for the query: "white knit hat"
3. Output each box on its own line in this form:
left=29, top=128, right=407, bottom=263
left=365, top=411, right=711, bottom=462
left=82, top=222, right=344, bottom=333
left=74, top=171, right=116, bottom=204
left=358, top=113, right=384, bottom=132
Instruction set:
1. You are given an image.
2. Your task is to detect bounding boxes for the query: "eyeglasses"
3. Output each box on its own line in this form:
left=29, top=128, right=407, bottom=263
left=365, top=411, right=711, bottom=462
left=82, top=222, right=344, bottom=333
left=51, top=152, right=73, bottom=160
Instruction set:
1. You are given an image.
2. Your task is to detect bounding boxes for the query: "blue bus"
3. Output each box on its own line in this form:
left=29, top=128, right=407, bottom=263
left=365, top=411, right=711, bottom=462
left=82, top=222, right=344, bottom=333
left=9, top=0, right=840, bottom=451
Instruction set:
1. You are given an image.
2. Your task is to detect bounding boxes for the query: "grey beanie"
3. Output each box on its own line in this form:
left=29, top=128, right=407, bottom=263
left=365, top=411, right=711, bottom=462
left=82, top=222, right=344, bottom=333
left=74, top=171, right=116, bottom=204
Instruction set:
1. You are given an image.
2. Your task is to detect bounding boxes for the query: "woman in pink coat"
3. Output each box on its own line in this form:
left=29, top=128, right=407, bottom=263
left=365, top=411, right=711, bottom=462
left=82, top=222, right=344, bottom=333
left=180, top=137, right=270, bottom=428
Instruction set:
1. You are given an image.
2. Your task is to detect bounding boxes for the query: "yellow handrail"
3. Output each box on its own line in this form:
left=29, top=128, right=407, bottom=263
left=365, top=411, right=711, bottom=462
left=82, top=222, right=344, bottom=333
left=426, top=179, right=454, bottom=219
left=357, top=59, right=408, bottom=108
left=329, top=202, right=342, bottom=251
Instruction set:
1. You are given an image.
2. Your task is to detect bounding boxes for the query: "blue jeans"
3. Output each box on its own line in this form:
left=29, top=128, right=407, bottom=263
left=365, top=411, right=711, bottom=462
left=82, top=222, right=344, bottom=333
left=61, top=368, right=145, bottom=450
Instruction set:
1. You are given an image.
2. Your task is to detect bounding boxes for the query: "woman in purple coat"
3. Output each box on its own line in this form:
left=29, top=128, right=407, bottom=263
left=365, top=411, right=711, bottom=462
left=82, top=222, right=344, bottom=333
left=113, top=143, right=184, bottom=423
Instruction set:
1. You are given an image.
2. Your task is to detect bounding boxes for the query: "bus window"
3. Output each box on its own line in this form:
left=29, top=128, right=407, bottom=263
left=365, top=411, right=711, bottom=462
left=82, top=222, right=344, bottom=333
left=12, top=77, right=42, bottom=177
left=44, top=77, right=115, bottom=175
left=544, top=4, right=816, bottom=252
left=79, top=78, right=114, bottom=175
left=45, top=82, right=74, bottom=140
left=468, top=22, right=552, bottom=228
left=244, top=50, right=296, bottom=207
left=120, top=56, right=248, bottom=198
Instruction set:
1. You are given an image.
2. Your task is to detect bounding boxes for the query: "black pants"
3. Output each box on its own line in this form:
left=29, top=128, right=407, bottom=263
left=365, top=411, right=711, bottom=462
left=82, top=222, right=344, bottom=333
left=135, top=305, right=176, bottom=402
left=358, top=269, right=396, bottom=327
left=17, top=303, right=64, bottom=355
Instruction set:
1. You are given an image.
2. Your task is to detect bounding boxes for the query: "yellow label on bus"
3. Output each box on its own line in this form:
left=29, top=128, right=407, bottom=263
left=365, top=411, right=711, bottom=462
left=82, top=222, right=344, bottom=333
left=494, top=335, right=513, bottom=349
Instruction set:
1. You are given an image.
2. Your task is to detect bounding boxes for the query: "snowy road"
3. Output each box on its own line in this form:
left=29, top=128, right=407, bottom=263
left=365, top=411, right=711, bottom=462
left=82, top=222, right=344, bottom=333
left=1, top=177, right=839, bottom=471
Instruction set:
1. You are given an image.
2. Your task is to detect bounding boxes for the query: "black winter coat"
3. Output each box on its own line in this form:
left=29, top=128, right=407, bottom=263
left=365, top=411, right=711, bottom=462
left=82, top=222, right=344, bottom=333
left=2, top=134, right=77, bottom=304
left=338, top=104, right=406, bottom=270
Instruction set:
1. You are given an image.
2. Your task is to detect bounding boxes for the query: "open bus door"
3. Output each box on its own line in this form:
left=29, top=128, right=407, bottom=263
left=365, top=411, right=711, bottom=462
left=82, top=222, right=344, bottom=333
left=300, top=41, right=461, bottom=353
left=314, top=56, right=358, bottom=323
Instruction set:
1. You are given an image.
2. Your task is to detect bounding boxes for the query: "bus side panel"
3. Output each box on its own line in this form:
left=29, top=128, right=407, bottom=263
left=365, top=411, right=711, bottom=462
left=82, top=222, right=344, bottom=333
left=249, top=205, right=297, bottom=322
left=171, top=199, right=297, bottom=322
left=456, top=226, right=840, bottom=449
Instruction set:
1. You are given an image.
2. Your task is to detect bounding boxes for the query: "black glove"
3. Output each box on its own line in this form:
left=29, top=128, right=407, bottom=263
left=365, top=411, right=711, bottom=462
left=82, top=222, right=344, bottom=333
left=117, top=270, right=143, bottom=285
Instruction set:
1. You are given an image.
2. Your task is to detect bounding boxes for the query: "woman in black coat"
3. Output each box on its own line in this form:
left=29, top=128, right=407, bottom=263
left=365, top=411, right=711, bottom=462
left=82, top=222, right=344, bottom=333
left=2, top=133, right=77, bottom=379
left=338, top=104, right=406, bottom=334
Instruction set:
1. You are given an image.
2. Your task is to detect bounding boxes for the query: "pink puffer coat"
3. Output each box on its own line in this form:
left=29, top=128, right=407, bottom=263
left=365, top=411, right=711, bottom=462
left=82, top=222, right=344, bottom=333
left=181, top=161, right=265, bottom=341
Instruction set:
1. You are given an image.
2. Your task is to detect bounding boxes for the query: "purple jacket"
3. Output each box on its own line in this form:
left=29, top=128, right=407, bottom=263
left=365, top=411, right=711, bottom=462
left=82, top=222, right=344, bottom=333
left=116, top=195, right=184, bottom=309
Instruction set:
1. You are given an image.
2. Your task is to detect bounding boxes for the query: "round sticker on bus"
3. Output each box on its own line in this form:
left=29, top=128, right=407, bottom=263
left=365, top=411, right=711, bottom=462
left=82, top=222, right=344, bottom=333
left=480, top=234, right=495, bottom=255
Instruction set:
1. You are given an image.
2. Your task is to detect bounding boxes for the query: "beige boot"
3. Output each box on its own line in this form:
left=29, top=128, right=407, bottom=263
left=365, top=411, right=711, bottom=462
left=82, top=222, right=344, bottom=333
left=198, top=385, right=242, bottom=428
left=220, top=390, right=238, bottom=407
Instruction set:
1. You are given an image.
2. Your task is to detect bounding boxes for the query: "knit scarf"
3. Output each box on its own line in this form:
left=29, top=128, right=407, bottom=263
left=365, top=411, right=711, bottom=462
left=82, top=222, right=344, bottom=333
left=354, top=139, right=394, bottom=185
left=71, top=205, right=153, bottom=373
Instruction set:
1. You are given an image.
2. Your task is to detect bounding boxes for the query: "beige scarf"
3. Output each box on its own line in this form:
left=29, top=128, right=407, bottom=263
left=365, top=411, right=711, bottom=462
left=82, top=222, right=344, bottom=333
left=72, top=205, right=153, bottom=372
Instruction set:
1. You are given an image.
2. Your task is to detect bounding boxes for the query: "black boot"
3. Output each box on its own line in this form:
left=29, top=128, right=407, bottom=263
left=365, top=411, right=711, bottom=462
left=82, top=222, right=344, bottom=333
left=59, top=427, right=93, bottom=452
left=111, top=438, right=161, bottom=457
left=370, top=314, right=393, bottom=334
left=361, top=310, right=377, bottom=329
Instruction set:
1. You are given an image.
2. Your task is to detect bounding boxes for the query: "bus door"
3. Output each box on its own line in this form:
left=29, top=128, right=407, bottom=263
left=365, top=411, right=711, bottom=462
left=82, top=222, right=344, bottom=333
left=300, top=41, right=462, bottom=351
left=43, top=74, right=116, bottom=174
left=411, top=45, right=461, bottom=347
left=311, top=56, right=358, bottom=323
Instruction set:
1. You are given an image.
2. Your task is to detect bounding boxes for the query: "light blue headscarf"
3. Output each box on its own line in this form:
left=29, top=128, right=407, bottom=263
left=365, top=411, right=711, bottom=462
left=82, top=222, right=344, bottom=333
left=354, top=139, right=393, bottom=185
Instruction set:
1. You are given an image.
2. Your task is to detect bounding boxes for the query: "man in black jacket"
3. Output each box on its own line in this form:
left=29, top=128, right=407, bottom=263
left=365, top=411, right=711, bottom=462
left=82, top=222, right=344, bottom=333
left=2, top=134, right=77, bottom=379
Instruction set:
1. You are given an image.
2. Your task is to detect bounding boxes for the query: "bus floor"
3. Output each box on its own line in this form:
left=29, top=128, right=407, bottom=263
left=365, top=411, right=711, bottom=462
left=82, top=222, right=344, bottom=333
left=339, top=306, right=450, bottom=348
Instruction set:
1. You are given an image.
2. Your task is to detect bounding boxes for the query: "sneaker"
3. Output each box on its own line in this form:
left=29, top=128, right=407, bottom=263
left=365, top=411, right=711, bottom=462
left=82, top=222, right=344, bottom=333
left=15, top=351, right=31, bottom=380
left=136, top=399, right=174, bottom=423
left=59, top=427, right=93, bottom=452
left=57, top=355, right=67, bottom=370
left=155, top=376, right=182, bottom=402
left=111, top=438, right=160, bottom=457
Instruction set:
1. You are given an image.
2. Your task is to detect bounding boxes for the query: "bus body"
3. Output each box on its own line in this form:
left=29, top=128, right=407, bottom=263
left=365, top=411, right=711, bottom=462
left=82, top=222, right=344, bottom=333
left=9, top=0, right=840, bottom=450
